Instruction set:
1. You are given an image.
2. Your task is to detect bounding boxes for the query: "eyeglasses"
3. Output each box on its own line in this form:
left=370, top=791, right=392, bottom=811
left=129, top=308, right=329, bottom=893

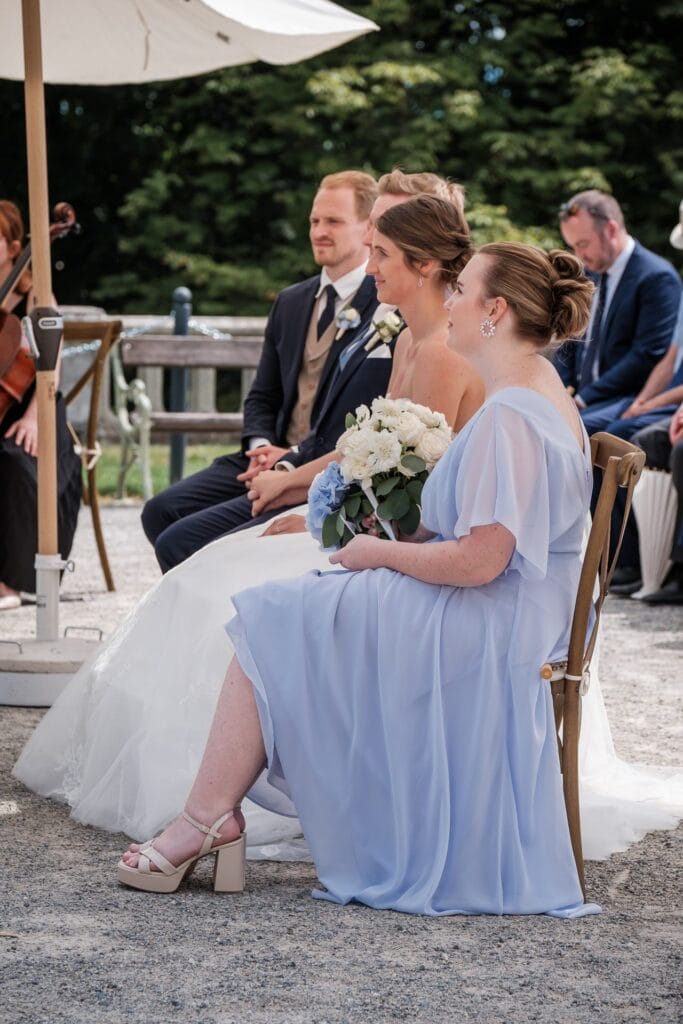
left=558, top=201, right=610, bottom=221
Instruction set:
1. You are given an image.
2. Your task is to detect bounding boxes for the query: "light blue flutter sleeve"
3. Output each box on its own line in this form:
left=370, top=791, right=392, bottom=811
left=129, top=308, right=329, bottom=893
left=452, top=401, right=551, bottom=581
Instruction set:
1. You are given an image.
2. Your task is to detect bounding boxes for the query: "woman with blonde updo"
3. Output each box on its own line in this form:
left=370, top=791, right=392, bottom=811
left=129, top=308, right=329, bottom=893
left=109, top=241, right=607, bottom=918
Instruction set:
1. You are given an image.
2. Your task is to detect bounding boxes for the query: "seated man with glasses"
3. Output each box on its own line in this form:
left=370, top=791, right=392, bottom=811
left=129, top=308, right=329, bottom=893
left=554, top=189, right=681, bottom=435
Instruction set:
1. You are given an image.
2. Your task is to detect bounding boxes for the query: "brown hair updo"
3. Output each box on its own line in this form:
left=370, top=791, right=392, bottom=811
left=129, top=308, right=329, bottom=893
left=376, top=195, right=472, bottom=288
left=477, top=242, right=593, bottom=346
left=0, top=200, right=30, bottom=294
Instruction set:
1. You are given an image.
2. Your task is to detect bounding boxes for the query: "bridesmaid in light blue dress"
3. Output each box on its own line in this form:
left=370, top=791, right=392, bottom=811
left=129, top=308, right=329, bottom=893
left=117, top=242, right=600, bottom=917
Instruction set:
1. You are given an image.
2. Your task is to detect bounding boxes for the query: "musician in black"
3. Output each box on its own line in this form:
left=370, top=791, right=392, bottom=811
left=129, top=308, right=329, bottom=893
left=0, top=200, right=81, bottom=609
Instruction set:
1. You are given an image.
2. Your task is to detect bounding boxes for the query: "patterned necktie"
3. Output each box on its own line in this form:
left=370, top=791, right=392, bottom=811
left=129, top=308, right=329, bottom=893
left=579, top=272, right=609, bottom=391
left=316, top=284, right=337, bottom=341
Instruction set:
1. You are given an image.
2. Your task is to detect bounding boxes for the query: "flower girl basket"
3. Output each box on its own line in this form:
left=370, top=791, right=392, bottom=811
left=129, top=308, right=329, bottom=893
left=631, top=468, right=678, bottom=599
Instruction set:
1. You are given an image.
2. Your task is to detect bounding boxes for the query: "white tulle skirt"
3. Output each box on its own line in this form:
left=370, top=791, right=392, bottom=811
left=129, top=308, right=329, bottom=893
left=13, top=506, right=683, bottom=861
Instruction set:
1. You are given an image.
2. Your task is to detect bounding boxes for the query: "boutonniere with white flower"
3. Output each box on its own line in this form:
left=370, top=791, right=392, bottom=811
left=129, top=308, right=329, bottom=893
left=335, top=305, right=361, bottom=341
left=364, top=310, right=404, bottom=351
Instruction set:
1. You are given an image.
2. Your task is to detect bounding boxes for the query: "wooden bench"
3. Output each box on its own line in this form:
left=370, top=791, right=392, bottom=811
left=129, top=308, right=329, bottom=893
left=114, top=325, right=265, bottom=498
left=119, top=332, right=265, bottom=434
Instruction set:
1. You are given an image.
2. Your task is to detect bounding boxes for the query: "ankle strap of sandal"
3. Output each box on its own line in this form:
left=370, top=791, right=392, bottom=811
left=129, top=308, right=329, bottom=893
left=182, top=808, right=234, bottom=841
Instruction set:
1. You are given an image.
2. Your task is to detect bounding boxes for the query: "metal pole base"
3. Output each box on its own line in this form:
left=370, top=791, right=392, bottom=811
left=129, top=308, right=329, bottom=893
left=35, top=552, right=70, bottom=641
left=0, top=635, right=100, bottom=707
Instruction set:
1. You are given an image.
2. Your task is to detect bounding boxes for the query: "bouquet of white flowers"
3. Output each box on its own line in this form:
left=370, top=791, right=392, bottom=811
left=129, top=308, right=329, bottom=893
left=306, top=397, right=452, bottom=549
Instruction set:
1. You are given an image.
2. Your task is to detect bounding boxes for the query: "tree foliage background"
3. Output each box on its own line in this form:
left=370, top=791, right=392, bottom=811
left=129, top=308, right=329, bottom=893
left=1, top=0, right=681, bottom=314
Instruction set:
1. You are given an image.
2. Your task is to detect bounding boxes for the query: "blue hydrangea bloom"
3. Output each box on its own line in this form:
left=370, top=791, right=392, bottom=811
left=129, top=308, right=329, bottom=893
left=306, top=461, right=348, bottom=544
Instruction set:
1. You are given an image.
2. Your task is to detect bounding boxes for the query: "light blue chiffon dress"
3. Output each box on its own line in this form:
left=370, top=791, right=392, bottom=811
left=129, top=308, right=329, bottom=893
left=226, top=388, right=601, bottom=917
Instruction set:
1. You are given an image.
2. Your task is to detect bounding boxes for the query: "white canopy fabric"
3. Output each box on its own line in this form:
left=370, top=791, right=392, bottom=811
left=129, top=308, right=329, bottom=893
left=0, top=0, right=378, bottom=84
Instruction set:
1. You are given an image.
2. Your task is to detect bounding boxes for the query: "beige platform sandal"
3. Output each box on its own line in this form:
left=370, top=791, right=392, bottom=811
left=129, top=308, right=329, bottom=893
left=116, top=809, right=246, bottom=894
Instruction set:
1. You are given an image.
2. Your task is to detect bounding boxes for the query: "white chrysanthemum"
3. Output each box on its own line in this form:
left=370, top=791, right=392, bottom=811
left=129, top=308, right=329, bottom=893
left=341, top=457, right=372, bottom=485
left=395, top=410, right=426, bottom=448
left=366, top=429, right=403, bottom=475
left=415, top=427, right=452, bottom=467
left=370, top=396, right=402, bottom=421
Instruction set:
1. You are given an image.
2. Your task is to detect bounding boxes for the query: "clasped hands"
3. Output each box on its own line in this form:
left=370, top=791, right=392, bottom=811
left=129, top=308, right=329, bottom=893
left=237, top=444, right=309, bottom=519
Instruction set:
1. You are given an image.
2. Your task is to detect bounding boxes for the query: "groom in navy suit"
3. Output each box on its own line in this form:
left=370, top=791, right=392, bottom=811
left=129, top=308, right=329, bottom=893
left=142, top=170, right=386, bottom=571
left=554, top=190, right=681, bottom=434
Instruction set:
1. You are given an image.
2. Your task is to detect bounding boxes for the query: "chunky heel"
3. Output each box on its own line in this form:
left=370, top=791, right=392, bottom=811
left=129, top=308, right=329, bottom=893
left=117, top=808, right=246, bottom=894
left=213, top=833, right=246, bottom=892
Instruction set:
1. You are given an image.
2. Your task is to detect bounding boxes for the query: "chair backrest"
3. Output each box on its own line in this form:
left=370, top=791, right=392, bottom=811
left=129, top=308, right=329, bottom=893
left=567, top=431, right=645, bottom=682
left=63, top=319, right=123, bottom=440
left=550, top=431, right=645, bottom=897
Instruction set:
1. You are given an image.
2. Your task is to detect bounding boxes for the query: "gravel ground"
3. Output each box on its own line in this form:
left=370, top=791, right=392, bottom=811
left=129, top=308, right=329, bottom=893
left=1, top=502, right=681, bottom=1024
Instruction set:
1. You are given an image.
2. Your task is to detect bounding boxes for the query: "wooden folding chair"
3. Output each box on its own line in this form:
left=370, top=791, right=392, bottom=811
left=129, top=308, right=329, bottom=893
left=63, top=319, right=122, bottom=592
left=541, top=431, right=645, bottom=896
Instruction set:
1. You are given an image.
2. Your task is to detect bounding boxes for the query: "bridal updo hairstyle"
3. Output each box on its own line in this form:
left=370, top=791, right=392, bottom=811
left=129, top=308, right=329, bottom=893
left=376, top=195, right=472, bottom=288
left=477, top=242, right=593, bottom=346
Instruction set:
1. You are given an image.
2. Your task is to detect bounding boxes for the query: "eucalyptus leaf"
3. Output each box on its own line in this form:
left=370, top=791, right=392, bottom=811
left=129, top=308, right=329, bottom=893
left=406, top=479, right=424, bottom=502
left=345, top=413, right=356, bottom=429
left=377, top=488, right=410, bottom=521
left=401, top=454, right=427, bottom=474
left=399, top=502, right=421, bottom=536
left=375, top=475, right=402, bottom=496
left=344, top=493, right=361, bottom=519
left=322, top=515, right=339, bottom=550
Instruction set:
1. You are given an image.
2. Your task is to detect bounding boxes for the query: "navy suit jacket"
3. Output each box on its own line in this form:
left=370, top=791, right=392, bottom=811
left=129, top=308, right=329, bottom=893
left=242, top=273, right=379, bottom=450
left=554, top=241, right=681, bottom=406
left=285, top=327, right=395, bottom=468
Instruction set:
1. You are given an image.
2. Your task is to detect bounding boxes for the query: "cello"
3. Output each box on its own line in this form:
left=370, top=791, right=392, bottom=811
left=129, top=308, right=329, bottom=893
left=0, top=202, right=78, bottom=422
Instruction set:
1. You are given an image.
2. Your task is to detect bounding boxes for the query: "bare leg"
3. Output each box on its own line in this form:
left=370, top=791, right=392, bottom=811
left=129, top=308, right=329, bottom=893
left=122, top=655, right=266, bottom=869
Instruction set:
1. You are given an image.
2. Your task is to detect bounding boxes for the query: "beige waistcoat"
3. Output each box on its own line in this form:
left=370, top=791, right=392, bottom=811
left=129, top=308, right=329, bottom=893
left=286, top=310, right=338, bottom=447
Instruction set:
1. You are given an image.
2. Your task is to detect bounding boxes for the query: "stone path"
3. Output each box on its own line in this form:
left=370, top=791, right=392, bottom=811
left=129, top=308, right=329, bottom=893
left=1, top=503, right=681, bottom=1023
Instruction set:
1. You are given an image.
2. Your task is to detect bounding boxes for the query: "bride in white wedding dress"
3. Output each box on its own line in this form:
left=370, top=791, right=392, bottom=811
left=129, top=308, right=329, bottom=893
left=14, top=200, right=683, bottom=863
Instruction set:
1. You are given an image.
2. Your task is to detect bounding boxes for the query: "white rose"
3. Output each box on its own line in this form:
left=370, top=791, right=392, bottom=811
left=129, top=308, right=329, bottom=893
left=355, top=404, right=371, bottom=423
left=415, top=427, right=453, bottom=468
left=339, top=426, right=376, bottom=481
left=366, top=429, right=403, bottom=475
left=342, top=455, right=372, bottom=485
left=395, top=410, right=426, bottom=447
left=336, top=423, right=358, bottom=451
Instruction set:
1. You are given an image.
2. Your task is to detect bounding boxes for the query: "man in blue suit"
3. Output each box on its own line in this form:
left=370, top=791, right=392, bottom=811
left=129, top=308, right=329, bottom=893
left=554, top=190, right=681, bottom=434
left=142, top=170, right=384, bottom=571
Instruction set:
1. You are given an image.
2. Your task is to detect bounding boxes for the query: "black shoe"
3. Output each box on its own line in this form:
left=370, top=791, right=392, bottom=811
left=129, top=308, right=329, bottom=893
left=611, top=566, right=641, bottom=587
left=609, top=566, right=642, bottom=596
left=640, top=578, right=683, bottom=605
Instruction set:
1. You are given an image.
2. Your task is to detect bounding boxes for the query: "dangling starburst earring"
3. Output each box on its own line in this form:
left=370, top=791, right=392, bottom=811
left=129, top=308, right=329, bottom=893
left=480, top=318, right=496, bottom=337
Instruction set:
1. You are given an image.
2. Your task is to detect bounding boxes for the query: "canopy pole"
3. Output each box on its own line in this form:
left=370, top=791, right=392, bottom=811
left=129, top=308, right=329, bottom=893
left=22, top=0, right=61, bottom=640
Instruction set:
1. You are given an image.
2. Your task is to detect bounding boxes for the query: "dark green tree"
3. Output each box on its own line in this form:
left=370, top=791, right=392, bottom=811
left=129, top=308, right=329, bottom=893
left=0, top=0, right=680, bottom=313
